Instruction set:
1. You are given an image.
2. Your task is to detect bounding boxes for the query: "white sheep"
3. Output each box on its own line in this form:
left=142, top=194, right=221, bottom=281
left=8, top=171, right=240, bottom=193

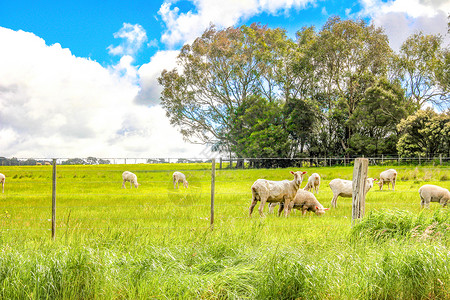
left=377, top=169, right=397, bottom=191
left=418, top=184, right=449, bottom=208
left=249, top=171, right=307, bottom=217
left=173, top=171, right=188, bottom=189
left=287, top=189, right=329, bottom=216
left=329, top=177, right=377, bottom=208
left=303, top=173, right=321, bottom=194
left=122, top=171, right=140, bottom=188
left=268, top=173, right=320, bottom=213
left=0, top=173, right=5, bottom=193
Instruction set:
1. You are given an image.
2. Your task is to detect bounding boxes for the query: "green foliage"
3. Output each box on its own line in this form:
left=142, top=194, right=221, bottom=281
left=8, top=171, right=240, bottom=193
left=229, top=95, right=291, bottom=158
left=397, top=108, right=450, bottom=157
left=349, top=77, right=413, bottom=155
left=396, top=32, right=449, bottom=108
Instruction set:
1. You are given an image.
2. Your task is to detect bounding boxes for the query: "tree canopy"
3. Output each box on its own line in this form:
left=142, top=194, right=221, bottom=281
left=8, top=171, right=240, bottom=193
left=159, top=17, right=450, bottom=158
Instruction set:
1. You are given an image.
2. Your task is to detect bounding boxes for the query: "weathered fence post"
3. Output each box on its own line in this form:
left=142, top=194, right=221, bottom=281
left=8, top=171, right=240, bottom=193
left=51, top=158, right=57, bottom=240
left=219, top=157, right=223, bottom=169
left=418, top=154, right=421, bottom=165
left=381, top=154, right=384, bottom=165
left=210, top=158, right=215, bottom=229
left=352, top=158, right=368, bottom=226
left=440, top=154, right=442, bottom=165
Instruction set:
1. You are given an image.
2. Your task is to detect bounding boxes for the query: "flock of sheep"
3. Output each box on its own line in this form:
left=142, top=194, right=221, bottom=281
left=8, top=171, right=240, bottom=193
left=249, top=169, right=450, bottom=218
left=1, top=168, right=448, bottom=215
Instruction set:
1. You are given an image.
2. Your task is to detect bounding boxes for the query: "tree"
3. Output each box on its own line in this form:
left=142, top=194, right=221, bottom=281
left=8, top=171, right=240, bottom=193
left=308, top=17, right=393, bottom=154
left=284, top=97, right=318, bottom=155
left=349, top=77, right=413, bottom=155
left=228, top=95, right=291, bottom=159
left=397, top=108, right=450, bottom=157
left=158, top=24, right=293, bottom=156
left=395, top=32, right=449, bottom=109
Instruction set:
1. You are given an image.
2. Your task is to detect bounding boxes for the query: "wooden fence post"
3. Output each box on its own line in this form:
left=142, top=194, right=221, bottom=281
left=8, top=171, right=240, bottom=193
left=51, top=158, right=57, bottom=240
left=210, top=158, right=215, bottom=229
left=219, top=157, right=222, bottom=169
left=440, top=154, right=442, bottom=165
left=352, top=158, right=368, bottom=225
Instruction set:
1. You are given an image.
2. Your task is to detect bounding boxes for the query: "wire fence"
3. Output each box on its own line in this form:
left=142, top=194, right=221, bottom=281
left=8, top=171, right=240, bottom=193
left=1, top=154, right=449, bottom=168
left=1, top=158, right=448, bottom=237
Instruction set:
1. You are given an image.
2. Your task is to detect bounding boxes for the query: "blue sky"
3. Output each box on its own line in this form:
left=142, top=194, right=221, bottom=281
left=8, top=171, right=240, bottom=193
left=1, top=0, right=367, bottom=67
left=0, top=0, right=448, bottom=158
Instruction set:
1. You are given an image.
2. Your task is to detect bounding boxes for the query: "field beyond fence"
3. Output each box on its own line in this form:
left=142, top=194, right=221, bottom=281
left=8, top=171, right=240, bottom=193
left=0, top=162, right=449, bottom=299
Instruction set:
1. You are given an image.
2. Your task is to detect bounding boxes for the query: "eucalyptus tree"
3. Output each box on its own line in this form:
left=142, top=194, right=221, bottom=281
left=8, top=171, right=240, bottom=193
left=158, top=23, right=293, bottom=156
left=395, top=32, right=449, bottom=109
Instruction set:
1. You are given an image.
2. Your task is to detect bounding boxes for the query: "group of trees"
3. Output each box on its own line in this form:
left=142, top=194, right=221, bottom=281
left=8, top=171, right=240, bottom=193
left=159, top=16, right=449, bottom=159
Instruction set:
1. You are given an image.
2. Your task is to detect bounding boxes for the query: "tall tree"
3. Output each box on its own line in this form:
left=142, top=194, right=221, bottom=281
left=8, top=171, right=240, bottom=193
left=158, top=24, right=292, bottom=155
left=308, top=17, right=392, bottom=154
left=349, top=77, right=413, bottom=155
left=395, top=32, right=449, bottom=109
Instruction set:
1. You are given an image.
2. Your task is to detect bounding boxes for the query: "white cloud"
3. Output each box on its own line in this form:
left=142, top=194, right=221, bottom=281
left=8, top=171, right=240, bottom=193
left=135, top=50, right=179, bottom=106
left=158, top=0, right=315, bottom=47
left=359, top=0, right=449, bottom=50
left=0, top=27, right=204, bottom=158
left=108, top=23, right=148, bottom=56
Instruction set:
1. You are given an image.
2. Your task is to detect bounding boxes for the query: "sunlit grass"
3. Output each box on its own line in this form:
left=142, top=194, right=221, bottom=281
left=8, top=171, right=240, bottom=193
left=0, top=163, right=449, bottom=298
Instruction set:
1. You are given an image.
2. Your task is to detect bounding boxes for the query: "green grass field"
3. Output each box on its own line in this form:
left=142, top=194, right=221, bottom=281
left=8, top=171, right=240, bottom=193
left=0, top=163, right=449, bottom=299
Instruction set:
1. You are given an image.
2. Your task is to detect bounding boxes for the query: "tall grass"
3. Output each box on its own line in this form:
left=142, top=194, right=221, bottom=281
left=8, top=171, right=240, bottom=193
left=0, top=164, right=448, bottom=298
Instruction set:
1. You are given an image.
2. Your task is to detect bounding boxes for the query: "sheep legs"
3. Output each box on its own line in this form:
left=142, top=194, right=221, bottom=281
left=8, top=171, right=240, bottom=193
left=249, top=198, right=259, bottom=217
left=331, top=195, right=338, bottom=208
left=276, top=198, right=290, bottom=217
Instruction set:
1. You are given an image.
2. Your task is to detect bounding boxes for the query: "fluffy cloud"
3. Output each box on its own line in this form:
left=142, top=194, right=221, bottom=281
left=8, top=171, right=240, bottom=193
left=359, top=0, right=449, bottom=50
left=0, top=27, right=204, bottom=158
left=135, top=50, right=179, bottom=106
left=158, top=0, right=314, bottom=47
left=108, top=23, right=148, bottom=56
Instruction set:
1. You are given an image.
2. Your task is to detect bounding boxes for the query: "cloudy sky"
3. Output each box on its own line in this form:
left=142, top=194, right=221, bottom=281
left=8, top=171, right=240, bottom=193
left=0, top=0, right=448, bottom=159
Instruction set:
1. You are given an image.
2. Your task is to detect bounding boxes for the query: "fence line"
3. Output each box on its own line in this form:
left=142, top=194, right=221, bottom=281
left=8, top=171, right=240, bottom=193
left=1, top=158, right=449, bottom=239
left=1, top=154, right=450, bottom=167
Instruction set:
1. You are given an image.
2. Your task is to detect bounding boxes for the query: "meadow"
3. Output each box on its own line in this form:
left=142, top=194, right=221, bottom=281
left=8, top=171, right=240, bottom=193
left=0, top=163, right=449, bottom=299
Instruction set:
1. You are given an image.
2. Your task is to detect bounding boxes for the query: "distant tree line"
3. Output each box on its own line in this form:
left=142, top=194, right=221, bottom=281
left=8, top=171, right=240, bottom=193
left=159, top=16, right=450, bottom=160
left=0, top=157, right=111, bottom=166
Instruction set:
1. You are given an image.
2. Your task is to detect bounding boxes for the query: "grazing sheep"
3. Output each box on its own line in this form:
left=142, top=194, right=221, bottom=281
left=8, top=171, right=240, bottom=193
left=122, top=171, right=140, bottom=188
left=287, top=189, right=329, bottom=216
left=303, top=173, right=321, bottom=194
left=268, top=173, right=320, bottom=213
left=329, top=178, right=377, bottom=208
left=377, top=169, right=397, bottom=191
left=419, top=184, right=450, bottom=208
left=0, top=173, right=5, bottom=193
left=173, top=171, right=188, bottom=189
left=249, top=171, right=307, bottom=217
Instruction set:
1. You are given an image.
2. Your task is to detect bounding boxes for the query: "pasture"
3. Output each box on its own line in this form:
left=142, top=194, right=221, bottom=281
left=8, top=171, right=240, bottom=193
left=0, top=163, right=449, bottom=299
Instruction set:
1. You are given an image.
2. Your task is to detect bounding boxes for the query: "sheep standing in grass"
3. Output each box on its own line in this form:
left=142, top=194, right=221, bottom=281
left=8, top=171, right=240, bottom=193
left=303, top=173, right=321, bottom=194
left=0, top=173, right=5, bottom=193
left=329, top=178, right=377, bottom=208
left=377, top=169, right=397, bottom=191
left=287, top=189, right=329, bottom=216
left=249, top=171, right=307, bottom=217
left=122, top=171, right=140, bottom=188
left=173, top=171, right=188, bottom=189
left=419, top=184, right=449, bottom=208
